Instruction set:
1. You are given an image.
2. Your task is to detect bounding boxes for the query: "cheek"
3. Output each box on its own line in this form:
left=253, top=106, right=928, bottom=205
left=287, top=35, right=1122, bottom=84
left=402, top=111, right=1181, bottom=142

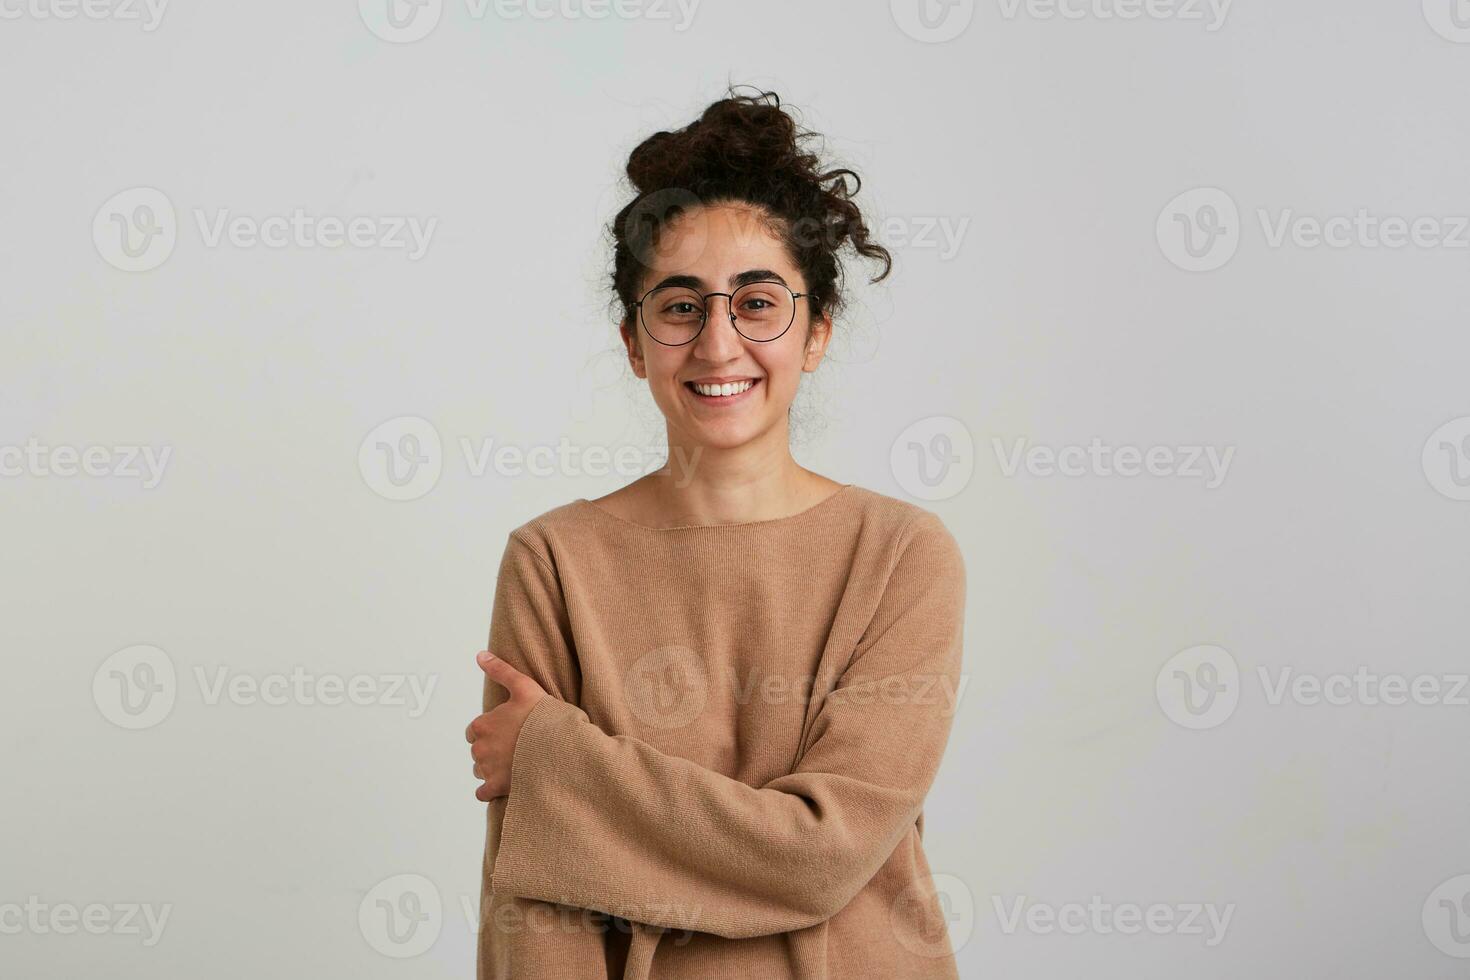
left=642, top=346, right=682, bottom=378
left=749, top=368, right=795, bottom=405
left=760, top=338, right=811, bottom=384
left=648, top=355, right=698, bottom=401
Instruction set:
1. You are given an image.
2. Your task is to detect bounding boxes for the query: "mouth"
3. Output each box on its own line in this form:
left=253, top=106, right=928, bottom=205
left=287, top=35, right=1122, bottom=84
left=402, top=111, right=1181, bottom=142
left=683, top=378, right=760, bottom=404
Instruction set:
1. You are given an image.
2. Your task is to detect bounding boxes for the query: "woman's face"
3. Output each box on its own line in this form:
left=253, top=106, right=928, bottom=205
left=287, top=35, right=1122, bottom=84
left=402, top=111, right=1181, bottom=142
left=622, top=203, right=832, bottom=452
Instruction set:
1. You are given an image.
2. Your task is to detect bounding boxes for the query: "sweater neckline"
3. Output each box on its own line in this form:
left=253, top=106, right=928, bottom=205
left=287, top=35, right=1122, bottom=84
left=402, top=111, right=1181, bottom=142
left=576, top=483, right=856, bottom=532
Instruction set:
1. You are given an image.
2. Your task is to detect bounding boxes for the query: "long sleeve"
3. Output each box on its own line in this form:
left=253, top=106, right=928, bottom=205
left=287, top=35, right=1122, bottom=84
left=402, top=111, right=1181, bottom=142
left=477, top=533, right=612, bottom=980
left=486, top=511, right=967, bottom=941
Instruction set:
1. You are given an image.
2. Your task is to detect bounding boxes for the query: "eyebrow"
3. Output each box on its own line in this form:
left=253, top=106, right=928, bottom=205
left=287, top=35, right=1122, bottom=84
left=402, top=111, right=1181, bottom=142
left=648, top=269, right=791, bottom=292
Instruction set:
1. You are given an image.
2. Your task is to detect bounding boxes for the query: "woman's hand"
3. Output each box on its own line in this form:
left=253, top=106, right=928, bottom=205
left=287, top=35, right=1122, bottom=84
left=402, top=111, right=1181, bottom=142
left=465, top=651, right=548, bottom=802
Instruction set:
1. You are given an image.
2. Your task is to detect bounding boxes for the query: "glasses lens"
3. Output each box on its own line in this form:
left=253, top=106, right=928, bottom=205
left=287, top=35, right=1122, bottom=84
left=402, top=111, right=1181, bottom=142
left=731, top=282, right=795, bottom=341
left=642, top=287, right=705, bottom=345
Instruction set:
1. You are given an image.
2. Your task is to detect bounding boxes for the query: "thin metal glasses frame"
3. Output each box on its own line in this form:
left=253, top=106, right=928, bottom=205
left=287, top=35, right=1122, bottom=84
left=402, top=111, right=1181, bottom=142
left=632, top=281, right=812, bottom=346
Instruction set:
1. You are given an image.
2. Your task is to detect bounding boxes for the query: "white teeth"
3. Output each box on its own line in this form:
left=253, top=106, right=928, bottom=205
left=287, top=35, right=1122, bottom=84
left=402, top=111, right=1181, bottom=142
left=692, top=379, right=755, bottom=397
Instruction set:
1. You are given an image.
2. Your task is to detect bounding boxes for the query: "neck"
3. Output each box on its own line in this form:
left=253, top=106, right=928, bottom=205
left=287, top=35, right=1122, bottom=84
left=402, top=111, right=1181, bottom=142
left=644, top=429, right=831, bottom=526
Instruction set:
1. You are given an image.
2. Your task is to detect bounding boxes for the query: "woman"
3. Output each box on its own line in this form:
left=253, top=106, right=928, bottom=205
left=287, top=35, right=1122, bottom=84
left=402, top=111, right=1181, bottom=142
left=465, top=89, right=968, bottom=980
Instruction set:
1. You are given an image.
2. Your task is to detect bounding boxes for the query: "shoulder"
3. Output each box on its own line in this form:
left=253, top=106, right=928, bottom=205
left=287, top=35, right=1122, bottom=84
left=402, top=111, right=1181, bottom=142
left=845, top=489, right=966, bottom=641
left=498, top=497, right=599, bottom=567
left=845, top=486, right=963, bottom=564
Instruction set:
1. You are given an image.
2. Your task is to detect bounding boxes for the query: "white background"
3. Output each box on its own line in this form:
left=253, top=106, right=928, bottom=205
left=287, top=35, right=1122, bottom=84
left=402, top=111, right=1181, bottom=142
left=3, top=1, right=1469, bottom=977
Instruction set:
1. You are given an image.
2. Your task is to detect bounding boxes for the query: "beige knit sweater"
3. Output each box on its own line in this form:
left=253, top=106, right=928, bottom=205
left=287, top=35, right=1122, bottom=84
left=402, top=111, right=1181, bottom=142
left=477, top=484, right=967, bottom=980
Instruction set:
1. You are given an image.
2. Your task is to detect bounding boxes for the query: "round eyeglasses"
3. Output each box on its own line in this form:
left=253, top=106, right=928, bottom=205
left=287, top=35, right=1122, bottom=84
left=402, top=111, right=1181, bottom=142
left=633, top=281, right=812, bottom=346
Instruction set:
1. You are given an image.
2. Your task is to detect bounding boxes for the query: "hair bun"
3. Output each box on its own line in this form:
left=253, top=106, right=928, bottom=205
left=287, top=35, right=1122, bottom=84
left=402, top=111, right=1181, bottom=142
left=626, top=92, right=817, bottom=192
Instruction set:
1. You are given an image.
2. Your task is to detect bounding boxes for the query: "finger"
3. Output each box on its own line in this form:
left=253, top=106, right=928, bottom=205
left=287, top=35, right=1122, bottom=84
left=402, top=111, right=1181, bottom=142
left=478, top=651, right=525, bottom=691
left=475, top=782, right=495, bottom=803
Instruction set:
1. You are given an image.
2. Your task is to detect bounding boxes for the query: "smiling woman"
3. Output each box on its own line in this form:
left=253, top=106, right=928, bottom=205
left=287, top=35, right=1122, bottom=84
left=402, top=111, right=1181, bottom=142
left=602, top=88, right=893, bottom=474
left=466, top=87, right=967, bottom=980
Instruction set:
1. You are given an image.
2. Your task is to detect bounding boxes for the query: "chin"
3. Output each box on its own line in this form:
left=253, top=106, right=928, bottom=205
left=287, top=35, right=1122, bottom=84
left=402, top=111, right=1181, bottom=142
left=671, top=417, right=769, bottom=452
left=692, top=426, right=758, bottom=449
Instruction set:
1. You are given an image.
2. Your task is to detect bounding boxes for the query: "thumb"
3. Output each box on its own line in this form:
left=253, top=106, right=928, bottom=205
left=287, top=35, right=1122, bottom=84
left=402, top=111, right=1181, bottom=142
left=477, top=650, right=522, bottom=687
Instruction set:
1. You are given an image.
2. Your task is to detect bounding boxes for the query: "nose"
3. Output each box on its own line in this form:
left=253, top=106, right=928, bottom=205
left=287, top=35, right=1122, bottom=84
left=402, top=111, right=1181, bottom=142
left=691, top=293, right=743, bottom=358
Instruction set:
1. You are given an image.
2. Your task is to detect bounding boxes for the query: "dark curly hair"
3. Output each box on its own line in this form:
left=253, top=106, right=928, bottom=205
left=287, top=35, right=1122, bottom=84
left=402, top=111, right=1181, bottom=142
left=609, top=87, right=892, bottom=344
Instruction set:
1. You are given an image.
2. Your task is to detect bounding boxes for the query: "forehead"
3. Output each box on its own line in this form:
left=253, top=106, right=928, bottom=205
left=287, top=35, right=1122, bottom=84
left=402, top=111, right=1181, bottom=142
left=643, top=203, right=796, bottom=283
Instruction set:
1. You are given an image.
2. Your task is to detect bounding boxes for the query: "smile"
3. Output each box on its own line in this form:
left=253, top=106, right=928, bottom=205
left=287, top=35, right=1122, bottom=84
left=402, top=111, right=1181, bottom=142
left=684, top=378, right=759, bottom=401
